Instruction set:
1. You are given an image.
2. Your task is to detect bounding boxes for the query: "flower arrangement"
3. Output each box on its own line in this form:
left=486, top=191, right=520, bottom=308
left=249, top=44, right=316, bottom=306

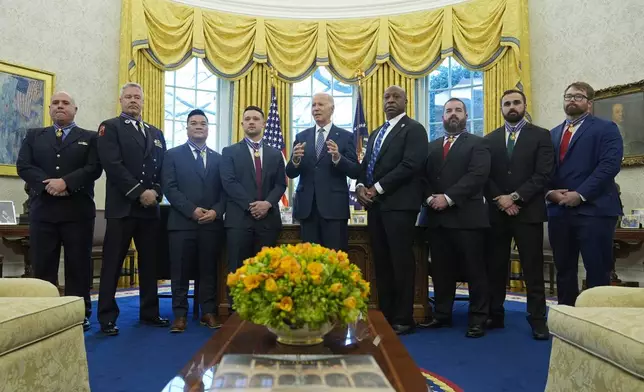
left=226, top=243, right=370, bottom=331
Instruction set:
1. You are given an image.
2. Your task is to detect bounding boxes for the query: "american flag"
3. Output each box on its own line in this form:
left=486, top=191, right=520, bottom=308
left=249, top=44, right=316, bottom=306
left=15, top=77, right=42, bottom=118
left=350, top=90, right=369, bottom=210
left=262, top=86, right=289, bottom=207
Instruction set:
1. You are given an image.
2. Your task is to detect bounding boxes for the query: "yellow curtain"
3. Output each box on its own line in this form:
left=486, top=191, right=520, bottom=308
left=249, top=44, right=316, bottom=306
left=361, top=63, right=416, bottom=133
left=135, top=52, right=165, bottom=128
left=231, top=64, right=292, bottom=152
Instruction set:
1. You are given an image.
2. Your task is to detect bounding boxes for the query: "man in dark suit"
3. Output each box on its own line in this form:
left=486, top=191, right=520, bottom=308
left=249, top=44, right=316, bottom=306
left=356, top=85, right=428, bottom=335
left=221, top=106, right=287, bottom=291
left=17, top=91, right=102, bottom=331
left=162, top=109, right=226, bottom=333
left=286, top=93, right=361, bottom=251
left=484, top=90, right=554, bottom=340
left=547, top=82, right=623, bottom=306
left=421, top=98, right=490, bottom=338
left=96, top=82, right=169, bottom=335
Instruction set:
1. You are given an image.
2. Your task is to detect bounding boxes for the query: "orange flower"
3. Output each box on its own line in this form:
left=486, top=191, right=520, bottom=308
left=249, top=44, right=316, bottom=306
left=337, top=251, right=348, bottom=262
left=350, top=271, right=361, bottom=283
left=329, top=283, right=343, bottom=293
left=278, top=296, right=293, bottom=312
left=265, top=278, right=278, bottom=292
left=243, top=274, right=262, bottom=291
left=307, top=262, right=323, bottom=276
left=344, top=296, right=357, bottom=309
left=310, top=274, right=322, bottom=285
left=226, top=272, right=239, bottom=286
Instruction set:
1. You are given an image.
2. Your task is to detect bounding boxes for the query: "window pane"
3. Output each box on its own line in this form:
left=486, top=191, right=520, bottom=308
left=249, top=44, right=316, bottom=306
left=472, top=85, right=484, bottom=120
left=173, top=121, right=188, bottom=146
left=472, top=70, right=483, bottom=86
left=332, top=78, right=352, bottom=97
left=450, top=88, right=472, bottom=114
left=165, top=89, right=175, bottom=119
left=432, top=90, right=451, bottom=120
left=164, top=120, right=174, bottom=143
left=165, top=71, right=175, bottom=87
left=429, top=62, right=449, bottom=90
left=293, top=76, right=312, bottom=96
left=472, top=119, right=484, bottom=136
left=312, top=69, right=331, bottom=94
left=429, top=122, right=443, bottom=141
left=197, top=60, right=218, bottom=91
left=206, top=124, right=217, bottom=150
left=174, top=88, right=196, bottom=121
left=333, top=97, right=353, bottom=127
left=197, top=90, right=217, bottom=119
left=450, top=60, right=471, bottom=89
left=292, top=97, right=312, bottom=127
left=175, top=58, right=198, bottom=89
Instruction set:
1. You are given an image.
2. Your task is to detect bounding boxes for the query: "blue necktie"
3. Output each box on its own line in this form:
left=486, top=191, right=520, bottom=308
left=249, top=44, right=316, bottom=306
left=366, top=121, right=390, bottom=185
left=315, top=129, right=325, bottom=158
left=196, top=150, right=206, bottom=174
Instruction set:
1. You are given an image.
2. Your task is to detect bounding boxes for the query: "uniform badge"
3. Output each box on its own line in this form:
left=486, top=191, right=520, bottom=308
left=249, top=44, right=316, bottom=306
left=98, top=125, right=105, bottom=136
left=78, top=141, right=88, bottom=146
left=154, top=139, right=163, bottom=148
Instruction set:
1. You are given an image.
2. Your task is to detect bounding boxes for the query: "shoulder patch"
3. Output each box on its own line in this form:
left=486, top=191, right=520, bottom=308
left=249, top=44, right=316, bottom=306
left=98, top=124, right=106, bottom=136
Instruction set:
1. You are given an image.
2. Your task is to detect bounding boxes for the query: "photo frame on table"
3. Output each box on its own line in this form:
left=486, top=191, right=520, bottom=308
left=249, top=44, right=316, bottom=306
left=0, top=201, right=17, bottom=225
left=593, top=80, right=644, bottom=166
left=0, top=61, right=55, bottom=176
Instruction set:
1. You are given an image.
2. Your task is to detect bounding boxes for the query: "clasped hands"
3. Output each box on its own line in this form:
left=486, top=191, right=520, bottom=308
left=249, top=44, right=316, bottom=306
left=494, top=194, right=521, bottom=216
left=357, top=185, right=378, bottom=207
left=547, top=189, right=582, bottom=207
left=43, top=178, right=68, bottom=197
left=248, top=201, right=271, bottom=220
left=192, top=207, right=217, bottom=224
left=292, top=140, right=341, bottom=163
left=139, top=189, right=158, bottom=207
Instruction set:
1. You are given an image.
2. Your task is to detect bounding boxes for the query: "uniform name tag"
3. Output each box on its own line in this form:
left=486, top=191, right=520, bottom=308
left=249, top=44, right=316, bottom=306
left=78, top=141, right=88, bottom=145
left=154, top=139, right=163, bottom=148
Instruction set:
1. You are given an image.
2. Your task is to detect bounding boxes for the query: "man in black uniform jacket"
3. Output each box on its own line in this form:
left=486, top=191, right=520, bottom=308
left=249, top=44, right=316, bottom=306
left=17, top=91, right=102, bottom=331
left=484, top=90, right=554, bottom=340
left=96, top=82, right=169, bottom=335
left=356, top=86, right=428, bottom=335
left=162, top=109, right=226, bottom=332
left=421, top=98, right=490, bottom=338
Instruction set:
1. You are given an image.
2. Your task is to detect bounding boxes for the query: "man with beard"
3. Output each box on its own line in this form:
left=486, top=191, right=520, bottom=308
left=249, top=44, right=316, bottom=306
left=356, top=85, right=427, bottom=335
left=421, top=98, right=490, bottom=338
left=97, top=82, right=169, bottom=335
left=17, top=91, right=102, bottom=332
left=221, top=106, right=287, bottom=298
left=547, top=82, right=623, bottom=306
left=484, top=90, right=554, bottom=340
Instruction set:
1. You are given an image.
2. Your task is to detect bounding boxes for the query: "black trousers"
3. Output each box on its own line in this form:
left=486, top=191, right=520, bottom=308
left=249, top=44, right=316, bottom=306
left=226, top=225, right=279, bottom=276
left=300, top=195, right=348, bottom=251
left=367, top=206, right=417, bottom=326
left=98, top=217, right=160, bottom=325
left=548, top=215, right=617, bottom=306
left=428, top=228, right=489, bottom=326
left=486, top=220, right=546, bottom=321
left=169, top=229, right=223, bottom=318
left=30, top=219, right=94, bottom=317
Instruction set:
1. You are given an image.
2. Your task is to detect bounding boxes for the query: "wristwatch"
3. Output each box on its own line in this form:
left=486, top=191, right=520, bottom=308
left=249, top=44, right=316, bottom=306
left=510, top=192, right=521, bottom=201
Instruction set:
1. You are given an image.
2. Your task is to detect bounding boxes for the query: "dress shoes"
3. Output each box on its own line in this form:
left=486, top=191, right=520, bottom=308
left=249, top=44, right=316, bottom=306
left=529, top=319, right=550, bottom=341
left=141, top=316, right=170, bottom=327
left=484, top=318, right=505, bottom=329
left=170, top=317, right=187, bottom=333
left=392, top=324, right=415, bottom=335
left=200, top=313, right=222, bottom=329
left=418, top=319, right=452, bottom=329
left=466, top=325, right=485, bottom=338
left=82, top=317, right=91, bottom=332
left=101, top=322, right=119, bottom=336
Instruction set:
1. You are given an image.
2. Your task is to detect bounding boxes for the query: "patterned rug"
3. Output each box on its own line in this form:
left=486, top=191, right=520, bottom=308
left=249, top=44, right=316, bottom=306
left=421, top=368, right=464, bottom=391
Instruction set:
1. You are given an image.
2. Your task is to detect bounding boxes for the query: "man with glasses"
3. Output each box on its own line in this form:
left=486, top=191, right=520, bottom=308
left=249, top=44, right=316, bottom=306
left=546, top=82, right=623, bottom=306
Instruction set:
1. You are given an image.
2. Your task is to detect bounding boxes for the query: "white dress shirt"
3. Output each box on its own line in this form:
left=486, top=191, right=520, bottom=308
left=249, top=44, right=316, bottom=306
left=190, top=145, right=208, bottom=166
left=505, top=128, right=522, bottom=145
left=246, top=141, right=264, bottom=165
left=425, top=132, right=464, bottom=206
left=292, top=123, right=340, bottom=166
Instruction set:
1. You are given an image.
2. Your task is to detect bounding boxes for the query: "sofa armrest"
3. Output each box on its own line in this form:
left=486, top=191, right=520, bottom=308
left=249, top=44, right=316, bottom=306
left=0, top=278, right=60, bottom=298
left=575, top=286, right=644, bottom=308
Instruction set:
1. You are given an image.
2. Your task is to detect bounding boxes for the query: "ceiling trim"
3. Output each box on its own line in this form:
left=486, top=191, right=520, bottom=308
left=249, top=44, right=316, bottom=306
left=171, top=0, right=468, bottom=19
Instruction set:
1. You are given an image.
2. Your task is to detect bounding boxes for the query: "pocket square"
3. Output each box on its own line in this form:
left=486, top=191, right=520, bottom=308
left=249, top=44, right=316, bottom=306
left=78, top=141, right=88, bottom=145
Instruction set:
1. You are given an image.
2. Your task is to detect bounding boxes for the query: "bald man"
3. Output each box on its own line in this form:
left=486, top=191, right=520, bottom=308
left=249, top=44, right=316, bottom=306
left=356, top=86, right=428, bottom=335
left=17, top=91, right=103, bottom=332
left=286, top=93, right=360, bottom=251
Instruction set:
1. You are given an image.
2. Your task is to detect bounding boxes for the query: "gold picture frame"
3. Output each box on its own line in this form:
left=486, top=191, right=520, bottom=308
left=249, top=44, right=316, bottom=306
left=0, top=61, right=55, bottom=176
left=593, top=80, right=644, bottom=166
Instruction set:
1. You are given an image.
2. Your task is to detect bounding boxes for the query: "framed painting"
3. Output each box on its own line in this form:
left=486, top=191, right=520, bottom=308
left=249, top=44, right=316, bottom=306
left=0, top=61, right=55, bottom=176
left=593, top=80, right=644, bottom=166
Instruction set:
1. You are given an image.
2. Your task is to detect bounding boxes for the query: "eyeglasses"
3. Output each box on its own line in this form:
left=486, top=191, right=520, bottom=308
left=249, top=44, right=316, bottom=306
left=563, top=94, right=588, bottom=102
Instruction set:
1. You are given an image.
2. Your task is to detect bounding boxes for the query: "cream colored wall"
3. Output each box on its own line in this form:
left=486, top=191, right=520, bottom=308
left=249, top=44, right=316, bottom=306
left=0, top=0, right=120, bottom=267
left=529, top=0, right=644, bottom=214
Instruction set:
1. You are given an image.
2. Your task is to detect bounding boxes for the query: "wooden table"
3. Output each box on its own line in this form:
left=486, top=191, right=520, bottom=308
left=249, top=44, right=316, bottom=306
left=613, top=228, right=644, bottom=286
left=162, top=310, right=427, bottom=392
left=0, top=225, right=30, bottom=277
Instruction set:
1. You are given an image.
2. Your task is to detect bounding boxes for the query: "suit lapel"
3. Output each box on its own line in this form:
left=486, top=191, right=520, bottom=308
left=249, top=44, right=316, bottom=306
left=566, top=116, right=592, bottom=154
left=184, top=144, right=205, bottom=180
left=57, top=127, right=82, bottom=151
left=45, top=127, right=58, bottom=149
left=143, top=125, right=154, bottom=158
left=375, top=116, right=407, bottom=164
left=440, top=132, right=467, bottom=171
left=261, top=144, right=272, bottom=186
left=304, top=127, right=317, bottom=165
left=509, top=126, right=530, bottom=165
left=316, top=126, right=340, bottom=164
left=553, top=122, right=565, bottom=161
left=125, top=120, right=146, bottom=150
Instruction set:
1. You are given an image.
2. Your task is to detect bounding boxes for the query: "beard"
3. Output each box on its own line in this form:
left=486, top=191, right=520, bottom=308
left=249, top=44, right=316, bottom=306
left=443, top=116, right=467, bottom=134
left=503, top=109, right=525, bottom=123
left=564, top=103, right=585, bottom=116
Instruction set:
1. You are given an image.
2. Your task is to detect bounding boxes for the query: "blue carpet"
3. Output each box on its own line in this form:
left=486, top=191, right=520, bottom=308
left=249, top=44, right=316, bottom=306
left=84, top=295, right=551, bottom=392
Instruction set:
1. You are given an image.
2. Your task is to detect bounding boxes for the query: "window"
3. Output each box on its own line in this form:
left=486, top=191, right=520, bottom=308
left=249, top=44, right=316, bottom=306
left=164, top=58, right=225, bottom=150
left=426, top=58, right=483, bottom=141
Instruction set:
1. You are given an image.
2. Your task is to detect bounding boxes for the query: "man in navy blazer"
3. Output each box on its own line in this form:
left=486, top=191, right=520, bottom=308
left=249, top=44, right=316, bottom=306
left=286, top=93, right=361, bottom=251
left=162, top=109, right=226, bottom=332
left=221, top=106, right=287, bottom=286
left=546, top=82, right=623, bottom=306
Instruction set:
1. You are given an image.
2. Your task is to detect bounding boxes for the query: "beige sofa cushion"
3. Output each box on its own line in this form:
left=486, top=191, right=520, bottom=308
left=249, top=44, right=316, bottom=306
left=0, top=297, right=84, bottom=356
left=548, top=305, right=644, bottom=380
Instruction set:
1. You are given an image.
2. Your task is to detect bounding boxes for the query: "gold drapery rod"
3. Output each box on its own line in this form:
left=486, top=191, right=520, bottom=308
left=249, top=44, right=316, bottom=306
left=269, top=65, right=278, bottom=86
left=355, top=69, right=365, bottom=87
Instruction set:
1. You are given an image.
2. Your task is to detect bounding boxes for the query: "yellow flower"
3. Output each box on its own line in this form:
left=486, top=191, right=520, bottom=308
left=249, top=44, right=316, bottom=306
left=350, top=271, right=361, bottom=283
left=361, top=282, right=371, bottom=298
left=278, top=296, right=293, bottom=312
left=310, top=274, right=321, bottom=285
left=329, top=283, right=342, bottom=293
left=344, top=296, right=357, bottom=309
left=307, top=262, right=323, bottom=276
left=337, top=251, right=348, bottom=262
left=238, top=265, right=248, bottom=274
left=290, top=271, right=302, bottom=283
left=265, top=278, right=278, bottom=292
left=226, top=272, right=239, bottom=286
left=243, top=274, right=262, bottom=291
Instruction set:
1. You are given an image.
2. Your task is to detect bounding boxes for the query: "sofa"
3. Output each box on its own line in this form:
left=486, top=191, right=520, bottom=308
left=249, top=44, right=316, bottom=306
left=0, top=278, right=90, bottom=392
left=546, top=286, right=644, bottom=391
